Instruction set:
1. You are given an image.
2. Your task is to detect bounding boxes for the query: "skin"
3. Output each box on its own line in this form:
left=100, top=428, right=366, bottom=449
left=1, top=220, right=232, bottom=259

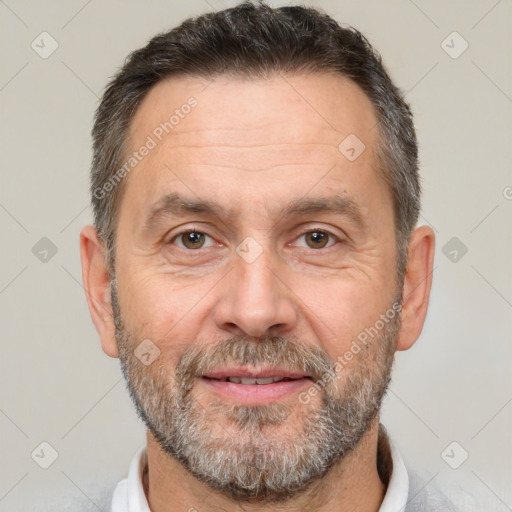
left=80, top=72, right=435, bottom=512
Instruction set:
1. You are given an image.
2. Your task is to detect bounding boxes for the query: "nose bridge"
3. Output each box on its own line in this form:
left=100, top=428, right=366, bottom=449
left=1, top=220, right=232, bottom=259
left=239, top=250, right=277, bottom=309
left=214, top=240, right=297, bottom=338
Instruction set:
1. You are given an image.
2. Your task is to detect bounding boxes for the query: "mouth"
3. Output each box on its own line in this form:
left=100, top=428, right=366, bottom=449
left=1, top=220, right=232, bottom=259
left=203, top=376, right=305, bottom=384
left=200, top=368, right=313, bottom=404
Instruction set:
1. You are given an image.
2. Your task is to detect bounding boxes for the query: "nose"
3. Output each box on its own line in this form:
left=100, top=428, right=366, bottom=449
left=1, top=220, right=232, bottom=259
left=213, top=248, right=298, bottom=339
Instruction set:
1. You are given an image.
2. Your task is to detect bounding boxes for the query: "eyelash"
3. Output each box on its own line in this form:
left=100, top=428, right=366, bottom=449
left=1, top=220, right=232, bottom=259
left=290, top=228, right=340, bottom=250
left=168, top=228, right=340, bottom=251
left=170, top=229, right=217, bottom=250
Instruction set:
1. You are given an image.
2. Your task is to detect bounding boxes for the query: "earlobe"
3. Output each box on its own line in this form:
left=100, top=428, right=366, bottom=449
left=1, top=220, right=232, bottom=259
left=396, top=225, right=435, bottom=351
left=80, top=225, right=119, bottom=358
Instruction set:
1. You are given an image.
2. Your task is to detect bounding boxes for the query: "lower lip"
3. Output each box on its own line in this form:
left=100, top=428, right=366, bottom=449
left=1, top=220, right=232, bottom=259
left=200, top=377, right=312, bottom=404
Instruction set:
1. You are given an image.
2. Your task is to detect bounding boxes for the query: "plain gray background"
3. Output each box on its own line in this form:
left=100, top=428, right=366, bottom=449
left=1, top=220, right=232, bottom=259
left=1, top=0, right=511, bottom=510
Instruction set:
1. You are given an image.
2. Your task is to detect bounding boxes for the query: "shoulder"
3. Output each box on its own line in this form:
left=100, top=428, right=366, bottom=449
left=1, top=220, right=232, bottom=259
left=405, top=471, right=486, bottom=512
left=32, top=484, right=115, bottom=512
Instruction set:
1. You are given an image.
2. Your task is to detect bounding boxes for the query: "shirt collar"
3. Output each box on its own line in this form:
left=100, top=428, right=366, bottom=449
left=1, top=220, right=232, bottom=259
left=378, top=426, right=409, bottom=512
left=112, top=426, right=409, bottom=511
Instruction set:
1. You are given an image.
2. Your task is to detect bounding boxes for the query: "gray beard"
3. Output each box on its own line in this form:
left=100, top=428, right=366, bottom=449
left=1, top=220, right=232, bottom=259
left=112, top=281, right=399, bottom=503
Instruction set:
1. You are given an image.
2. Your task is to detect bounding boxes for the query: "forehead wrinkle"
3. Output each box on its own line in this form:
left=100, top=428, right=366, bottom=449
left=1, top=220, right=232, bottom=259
left=143, top=140, right=351, bottom=175
left=130, top=108, right=357, bottom=156
left=150, top=140, right=343, bottom=158
left=155, top=142, right=338, bottom=149
left=178, top=162, right=330, bottom=173
left=128, top=73, right=378, bottom=167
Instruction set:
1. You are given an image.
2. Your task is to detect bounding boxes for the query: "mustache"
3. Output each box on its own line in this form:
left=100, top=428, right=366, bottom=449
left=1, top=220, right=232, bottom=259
left=174, top=335, right=335, bottom=386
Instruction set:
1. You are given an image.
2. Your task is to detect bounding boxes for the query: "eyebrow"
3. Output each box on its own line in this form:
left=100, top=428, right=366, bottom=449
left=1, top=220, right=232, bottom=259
left=283, top=195, right=364, bottom=227
left=143, top=191, right=365, bottom=232
left=144, top=193, right=226, bottom=231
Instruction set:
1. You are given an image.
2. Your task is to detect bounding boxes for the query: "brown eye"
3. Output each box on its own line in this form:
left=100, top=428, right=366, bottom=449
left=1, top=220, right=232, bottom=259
left=305, top=231, right=330, bottom=249
left=179, top=231, right=206, bottom=249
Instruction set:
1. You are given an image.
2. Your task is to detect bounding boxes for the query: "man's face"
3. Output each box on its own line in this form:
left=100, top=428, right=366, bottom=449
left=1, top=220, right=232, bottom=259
left=112, top=73, right=400, bottom=500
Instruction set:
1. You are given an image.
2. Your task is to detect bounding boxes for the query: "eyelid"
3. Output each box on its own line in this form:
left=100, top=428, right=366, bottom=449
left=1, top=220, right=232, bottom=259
left=166, top=224, right=346, bottom=249
left=167, top=227, right=218, bottom=249
left=290, top=227, right=341, bottom=249
left=296, top=222, right=346, bottom=238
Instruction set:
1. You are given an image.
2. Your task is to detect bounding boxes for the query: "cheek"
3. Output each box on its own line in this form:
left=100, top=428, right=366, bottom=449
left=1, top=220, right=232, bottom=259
left=119, top=272, right=206, bottom=355
left=293, top=272, right=396, bottom=358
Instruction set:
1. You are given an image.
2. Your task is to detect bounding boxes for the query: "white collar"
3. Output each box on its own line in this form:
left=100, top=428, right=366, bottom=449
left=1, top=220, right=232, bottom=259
left=111, top=430, right=409, bottom=512
left=111, top=445, right=150, bottom=512
left=378, top=434, right=409, bottom=512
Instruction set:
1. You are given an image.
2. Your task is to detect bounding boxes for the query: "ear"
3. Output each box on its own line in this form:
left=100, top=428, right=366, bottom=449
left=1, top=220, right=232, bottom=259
left=397, top=225, right=435, bottom=351
left=80, top=225, right=118, bottom=357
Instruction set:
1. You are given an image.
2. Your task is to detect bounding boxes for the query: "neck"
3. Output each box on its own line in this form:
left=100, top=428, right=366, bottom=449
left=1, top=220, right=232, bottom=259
left=144, top=419, right=387, bottom=512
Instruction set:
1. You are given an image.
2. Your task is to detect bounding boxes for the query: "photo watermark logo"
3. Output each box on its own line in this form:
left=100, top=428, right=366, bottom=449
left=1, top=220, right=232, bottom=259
left=93, top=96, right=198, bottom=200
left=298, top=301, right=402, bottom=404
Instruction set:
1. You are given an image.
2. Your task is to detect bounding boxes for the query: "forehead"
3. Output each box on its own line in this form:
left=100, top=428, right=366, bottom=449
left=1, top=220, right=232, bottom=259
left=128, top=72, right=377, bottom=158
left=120, top=72, right=387, bottom=225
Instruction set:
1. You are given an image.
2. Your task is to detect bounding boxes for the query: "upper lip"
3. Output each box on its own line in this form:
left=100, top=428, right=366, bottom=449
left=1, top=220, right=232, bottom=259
left=202, top=367, right=310, bottom=380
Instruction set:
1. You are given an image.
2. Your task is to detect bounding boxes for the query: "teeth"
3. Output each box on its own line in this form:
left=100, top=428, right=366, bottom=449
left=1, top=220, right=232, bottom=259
left=256, top=377, right=275, bottom=384
left=240, top=377, right=257, bottom=385
left=227, top=377, right=241, bottom=383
